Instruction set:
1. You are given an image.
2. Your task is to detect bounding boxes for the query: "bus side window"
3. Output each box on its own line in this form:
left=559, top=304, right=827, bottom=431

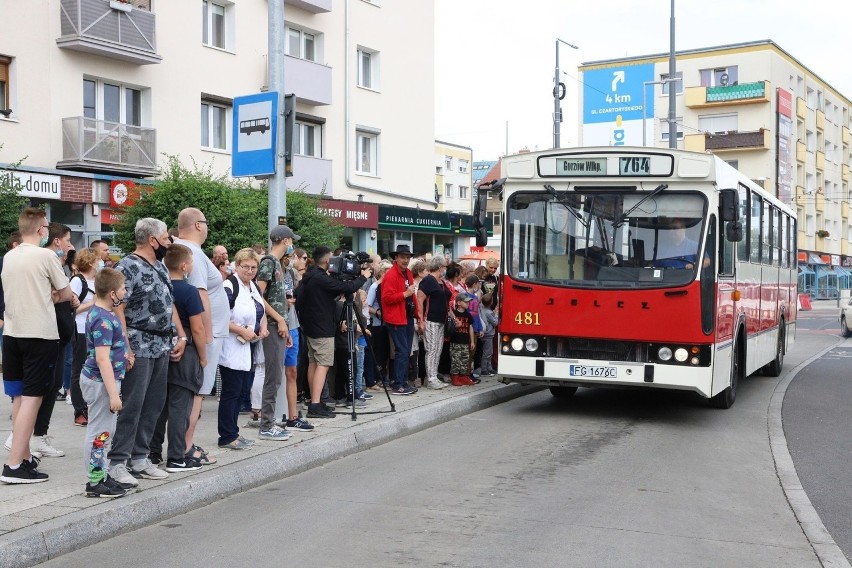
left=750, top=193, right=762, bottom=263
left=737, top=184, right=750, bottom=262
left=701, top=215, right=717, bottom=334
left=762, top=201, right=772, bottom=264
left=719, top=218, right=734, bottom=276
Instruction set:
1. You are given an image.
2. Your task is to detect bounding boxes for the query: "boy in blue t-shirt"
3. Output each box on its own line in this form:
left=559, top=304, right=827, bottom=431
left=80, top=268, right=131, bottom=498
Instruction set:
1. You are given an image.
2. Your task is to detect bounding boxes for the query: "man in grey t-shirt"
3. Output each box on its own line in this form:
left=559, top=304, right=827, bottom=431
left=173, top=208, right=229, bottom=462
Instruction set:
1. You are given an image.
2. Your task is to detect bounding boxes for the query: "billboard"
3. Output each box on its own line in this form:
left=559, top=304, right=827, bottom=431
left=582, top=63, right=655, bottom=147
left=776, top=88, right=793, bottom=205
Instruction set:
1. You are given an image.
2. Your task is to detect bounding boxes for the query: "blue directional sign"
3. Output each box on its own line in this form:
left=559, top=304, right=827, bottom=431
left=583, top=63, right=655, bottom=124
left=232, top=92, right=278, bottom=177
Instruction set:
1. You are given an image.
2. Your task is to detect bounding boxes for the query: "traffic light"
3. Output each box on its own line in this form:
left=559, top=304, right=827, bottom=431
left=283, top=94, right=295, bottom=177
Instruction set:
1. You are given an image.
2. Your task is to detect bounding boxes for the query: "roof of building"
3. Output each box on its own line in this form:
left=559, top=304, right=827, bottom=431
left=579, top=39, right=850, bottom=104
left=472, top=160, right=497, bottom=184
left=475, top=159, right=502, bottom=189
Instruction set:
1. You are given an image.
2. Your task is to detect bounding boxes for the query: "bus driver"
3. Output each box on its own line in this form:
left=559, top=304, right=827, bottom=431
left=654, top=218, right=710, bottom=269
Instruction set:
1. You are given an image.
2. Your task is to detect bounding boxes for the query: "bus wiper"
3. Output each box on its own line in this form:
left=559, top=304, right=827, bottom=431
left=544, top=184, right=588, bottom=227
left=612, top=183, right=668, bottom=228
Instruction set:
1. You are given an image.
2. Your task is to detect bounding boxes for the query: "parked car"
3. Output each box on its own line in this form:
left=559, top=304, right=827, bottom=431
left=840, top=298, right=852, bottom=336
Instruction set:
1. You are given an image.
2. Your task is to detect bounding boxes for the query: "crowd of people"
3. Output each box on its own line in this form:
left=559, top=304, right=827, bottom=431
left=0, top=206, right=500, bottom=497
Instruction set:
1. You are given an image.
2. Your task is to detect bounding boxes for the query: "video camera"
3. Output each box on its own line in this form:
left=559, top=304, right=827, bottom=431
left=328, top=250, right=372, bottom=281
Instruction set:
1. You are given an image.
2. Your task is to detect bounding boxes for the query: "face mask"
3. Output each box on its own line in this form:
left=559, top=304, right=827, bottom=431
left=285, top=244, right=294, bottom=255
left=55, top=248, right=64, bottom=258
left=153, top=240, right=167, bottom=262
left=111, top=293, right=127, bottom=308
left=98, top=260, right=105, bottom=271
left=39, top=235, right=49, bottom=247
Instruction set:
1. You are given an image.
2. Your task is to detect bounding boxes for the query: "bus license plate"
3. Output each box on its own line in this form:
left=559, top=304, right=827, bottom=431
left=569, top=365, right=617, bottom=378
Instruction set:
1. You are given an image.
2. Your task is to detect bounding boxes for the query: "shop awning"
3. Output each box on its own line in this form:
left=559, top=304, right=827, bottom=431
left=798, top=265, right=815, bottom=275
left=815, top=264, right=836, bottom=279
left=808, top=253, right=827, bottom=265
left=834, top=266, right=852, bottom=278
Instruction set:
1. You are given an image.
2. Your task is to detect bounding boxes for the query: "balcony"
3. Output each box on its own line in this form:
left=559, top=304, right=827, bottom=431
left=815, top=190, right=825, bottom=212
left=843, top=163, right=849, bottom=182
left=816, top=150, right=825, bottom=171
left=286, top=154, right=332, bottom=195
left=684, top=80, right=770, bottom=109
left=284, top=0, right=332, bottom=13
left=58, top=117, right=158, bottom=177
left=843, top=126, right=850, bottom=146
left=795, top=185, right=805, bottom=204
left=843, top=240, right=849, bottom=256
left=796, top=97, right=806, bottom=119
left=816, top=110, right=825, bottom=131
left=842, top=201, right=849, bottom=220
left=57, top=0, right=160, bottom=65
left=796, top=141, right=806, bottom=163
left=283, top=55, right=332, bottom=106
left=685, top=129, right=770, bottom=153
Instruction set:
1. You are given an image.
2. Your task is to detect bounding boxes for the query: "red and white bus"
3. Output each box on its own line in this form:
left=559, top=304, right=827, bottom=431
left=473, top=147, right=796, bottom=408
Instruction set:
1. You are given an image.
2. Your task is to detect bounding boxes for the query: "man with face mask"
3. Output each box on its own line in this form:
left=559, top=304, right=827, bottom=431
left=106, top=218, right=187, bottom=487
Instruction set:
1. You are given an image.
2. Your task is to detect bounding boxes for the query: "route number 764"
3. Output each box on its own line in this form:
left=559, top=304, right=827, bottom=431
left=514, top=311, right=541, bottom=326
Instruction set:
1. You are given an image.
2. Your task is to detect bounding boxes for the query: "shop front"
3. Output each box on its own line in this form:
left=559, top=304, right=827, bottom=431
left=377, top=205, right=489, bottom=260
left=317, top=199, right=379, bottom=254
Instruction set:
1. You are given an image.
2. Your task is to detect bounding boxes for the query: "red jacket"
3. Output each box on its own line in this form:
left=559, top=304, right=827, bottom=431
left=380, top=263, right=420, bottom=326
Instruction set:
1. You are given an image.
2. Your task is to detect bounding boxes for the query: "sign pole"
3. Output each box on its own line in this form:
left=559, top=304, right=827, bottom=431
left=268, top=0, right=287, bottom=227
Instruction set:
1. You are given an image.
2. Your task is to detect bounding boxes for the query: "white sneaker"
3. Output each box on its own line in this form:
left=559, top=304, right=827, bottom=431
left=65, top=393, right=72, bottom=405
left=427, top=378, right=448, bottom=390
left=30, top=435, right=65, bottom=457
left=5, top=432, right=42, bottom=458
left=108, top=463, right=139, bottom=487
left=130, top=458, right=169, bottom=480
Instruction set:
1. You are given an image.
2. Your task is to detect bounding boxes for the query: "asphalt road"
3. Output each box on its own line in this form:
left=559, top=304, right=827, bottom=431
left=40, top=365, right=826, bottom=567
left=784, top=308, right=852, bottom=561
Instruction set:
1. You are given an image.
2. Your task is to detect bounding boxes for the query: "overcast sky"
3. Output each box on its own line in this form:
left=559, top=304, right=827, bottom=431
left=434, top=0, right=849, bottom=161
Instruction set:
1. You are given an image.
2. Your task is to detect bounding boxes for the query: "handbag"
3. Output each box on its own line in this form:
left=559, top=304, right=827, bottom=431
left=444, top=313, right=457, bottom=337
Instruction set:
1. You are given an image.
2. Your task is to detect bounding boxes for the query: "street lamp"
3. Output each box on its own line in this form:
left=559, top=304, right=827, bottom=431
left=553, top=38, right=578, bottom=149
left=642, top=78, right=676, bottom=147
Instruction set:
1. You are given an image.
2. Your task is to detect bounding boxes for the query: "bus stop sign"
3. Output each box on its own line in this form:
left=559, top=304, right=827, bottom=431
left=232, top=92, right=278, bottom=177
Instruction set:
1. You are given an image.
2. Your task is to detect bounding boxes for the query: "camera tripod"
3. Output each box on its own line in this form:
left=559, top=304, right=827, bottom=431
left=336, top=292, right=396, bottom=420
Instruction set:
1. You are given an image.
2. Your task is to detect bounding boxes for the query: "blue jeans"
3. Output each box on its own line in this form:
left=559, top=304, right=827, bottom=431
left=218, top=366, right=255, bottom=446
left=386, top=321, right=413, bottom=389
left=355, top=339, right=366, bottom=397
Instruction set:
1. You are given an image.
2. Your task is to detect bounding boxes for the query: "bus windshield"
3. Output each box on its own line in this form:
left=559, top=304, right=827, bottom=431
left=507, top=189, right=707, bottom=288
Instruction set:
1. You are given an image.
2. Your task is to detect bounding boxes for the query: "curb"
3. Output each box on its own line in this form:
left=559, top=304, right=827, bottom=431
left=768, top=336, right=852, bottom=568
left=0, top=382, right=541, bottom=568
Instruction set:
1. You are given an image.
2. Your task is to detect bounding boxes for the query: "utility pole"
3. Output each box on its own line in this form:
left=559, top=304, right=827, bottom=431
left=668, top=0, right=677, bottom=148
left=553, top=38, right=578, bottom=149
left=268, top=0, right=287, bottom=227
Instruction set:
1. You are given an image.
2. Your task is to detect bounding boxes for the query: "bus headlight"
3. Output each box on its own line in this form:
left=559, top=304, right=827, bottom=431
left=525, top=338, right=539, bottom=352
left=511, top=338, right=524, bottom=352
left=658, top=347, right=673, bottom=361
left=674, top=348, right=688, bottom=362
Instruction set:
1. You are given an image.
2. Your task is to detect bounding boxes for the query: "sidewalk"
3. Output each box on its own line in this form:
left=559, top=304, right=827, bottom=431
left=0, top=377, right=538, bottom=568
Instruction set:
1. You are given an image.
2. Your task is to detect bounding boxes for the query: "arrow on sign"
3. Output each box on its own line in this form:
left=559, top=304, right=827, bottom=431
left=611, top=71, right=625, bottom=92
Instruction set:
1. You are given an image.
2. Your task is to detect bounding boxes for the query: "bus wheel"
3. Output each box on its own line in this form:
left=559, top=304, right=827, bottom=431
left=711, top=339, right=740, bottom=409
left=763, top=323, right=785, bottom=377
left=842, top=316, right=851, bottom=338
left=549, top=386, right=578, bottom=399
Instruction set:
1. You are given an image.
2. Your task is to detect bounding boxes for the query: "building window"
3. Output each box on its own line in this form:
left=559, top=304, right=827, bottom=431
left=286, top=26, right=316, bottom=62
left=660, top=72, right=683, bottom=95
left=725, top=160, right=739, bottom=170
left=805, top=130, right=815, bottom=152
left=660, top=117, right=683, bottom=141
left=84, top=78, right=144, bottom=126
left=357, top=48, right=379, bottom=89
left=458, top=159, right=469, bottom=173
left=294, top=121, right=321, bottom=157
left=698, top=113, right=737, bottom=134
left=699, top=66, right=738, bottom=87
left=487, top=211, right=502, bottom=226
left=445, top=155, right=453, bottom=170
left=445, top=183, right=454, bottom=198
left=459, top=186, right=469, bottom=199
left=201, top=100, right=229, bottom=150
left=356, top=130, right=378, bottom=175
left=202, top=1, right=229, bottom=50
left=0, top=55, right=10, bottom=115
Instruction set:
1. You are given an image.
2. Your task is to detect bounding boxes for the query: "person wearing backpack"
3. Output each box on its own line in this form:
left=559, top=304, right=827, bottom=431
left=69, top=248, right=99, bottom=427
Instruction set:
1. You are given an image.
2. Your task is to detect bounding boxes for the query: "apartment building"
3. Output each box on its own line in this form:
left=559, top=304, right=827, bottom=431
left=435, top=141, right=472, bottom=214
left=578, top=40, right=852, bottom=297
left=0, top=0, right=443, bottom=256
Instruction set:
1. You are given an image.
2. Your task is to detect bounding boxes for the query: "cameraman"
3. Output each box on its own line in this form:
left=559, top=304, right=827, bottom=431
left=294, top=247, right=371, bottom=419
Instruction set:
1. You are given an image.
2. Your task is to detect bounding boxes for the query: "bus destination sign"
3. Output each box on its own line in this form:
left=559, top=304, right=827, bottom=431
left=539, top=154, right=674, bottom=177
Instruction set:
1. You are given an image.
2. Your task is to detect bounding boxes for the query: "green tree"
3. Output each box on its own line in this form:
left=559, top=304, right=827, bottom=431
left=113, top=156, right=343, bottom=255
left=0, top=146, right=31, bottom=254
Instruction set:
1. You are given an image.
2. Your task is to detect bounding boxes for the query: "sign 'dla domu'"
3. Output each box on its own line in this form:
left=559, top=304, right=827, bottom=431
left=1, top=170, right=62, bottom=199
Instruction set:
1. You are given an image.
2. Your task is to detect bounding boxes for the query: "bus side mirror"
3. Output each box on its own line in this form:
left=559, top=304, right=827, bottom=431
left=719, top=188, right=739, bottom=222
left=726, top=221, right=743, bottom=242
left=473, top=189, right=487, bottom=229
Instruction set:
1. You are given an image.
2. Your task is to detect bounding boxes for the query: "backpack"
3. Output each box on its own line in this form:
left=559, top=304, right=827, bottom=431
left=226, top=274, right=241, bottom=310
left=74, top=274, right=89, bottom=304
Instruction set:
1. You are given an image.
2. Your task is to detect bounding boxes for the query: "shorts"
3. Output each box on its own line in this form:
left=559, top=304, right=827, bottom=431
left=285, top=328, right=300, bottom=367
left=305, top=335, right=335, bottom=367
left=2, top=336, right=61, bottom=398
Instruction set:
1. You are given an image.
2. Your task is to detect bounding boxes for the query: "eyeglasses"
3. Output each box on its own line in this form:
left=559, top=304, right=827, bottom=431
left=41, top=224, right=49, bottom=231
left=196, top=220, right=208, bottom=225
left=239, top=265, right=258, bottom=272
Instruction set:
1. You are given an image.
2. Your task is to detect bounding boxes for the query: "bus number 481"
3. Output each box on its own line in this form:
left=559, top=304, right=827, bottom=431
left=514, top=312, right=541, bottom=326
